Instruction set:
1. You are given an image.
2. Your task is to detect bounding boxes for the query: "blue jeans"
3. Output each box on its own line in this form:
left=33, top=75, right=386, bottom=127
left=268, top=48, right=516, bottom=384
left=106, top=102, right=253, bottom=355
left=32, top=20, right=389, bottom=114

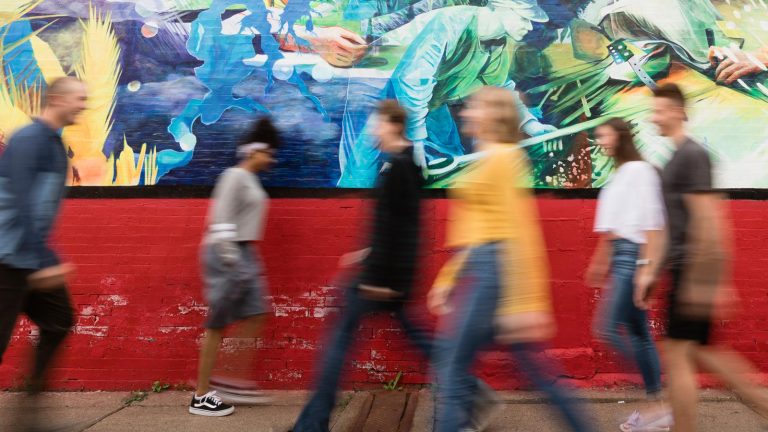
left=435, top=242, right=591, bottom=432
left=292, top=281, right=434, bottom=432
left=597, top=239, right=662, bottom=396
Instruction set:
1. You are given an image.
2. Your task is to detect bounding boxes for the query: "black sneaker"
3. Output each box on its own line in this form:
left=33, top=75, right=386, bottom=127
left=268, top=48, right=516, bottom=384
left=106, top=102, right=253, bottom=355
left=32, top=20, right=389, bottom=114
left=188, top=391, right=235, bottom=417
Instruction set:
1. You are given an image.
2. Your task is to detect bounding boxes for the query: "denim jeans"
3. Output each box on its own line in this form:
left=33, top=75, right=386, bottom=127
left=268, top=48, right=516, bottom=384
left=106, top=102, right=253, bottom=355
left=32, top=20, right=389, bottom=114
left=292, top=281, right=434, bottom=432
left=434, top=242, right=591, bottom=432
left=596, top=239, right=662, bottom=396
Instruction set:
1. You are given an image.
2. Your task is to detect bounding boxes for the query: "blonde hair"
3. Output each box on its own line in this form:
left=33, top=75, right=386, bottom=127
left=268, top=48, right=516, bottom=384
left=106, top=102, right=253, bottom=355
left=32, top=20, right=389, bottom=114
left=472, top=86, right=522, bottom=143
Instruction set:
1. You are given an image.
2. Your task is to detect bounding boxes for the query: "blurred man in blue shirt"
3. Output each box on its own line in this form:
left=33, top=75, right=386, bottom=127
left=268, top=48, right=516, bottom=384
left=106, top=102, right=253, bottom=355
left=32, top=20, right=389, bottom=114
left=0, top=76, right=86, bottom=403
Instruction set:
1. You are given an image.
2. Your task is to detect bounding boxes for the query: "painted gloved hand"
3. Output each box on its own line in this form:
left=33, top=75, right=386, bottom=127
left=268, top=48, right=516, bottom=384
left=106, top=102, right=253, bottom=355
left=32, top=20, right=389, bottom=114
left=522, top=120, right=563, bottom=153
left=412, top=139, right=428, bottom=168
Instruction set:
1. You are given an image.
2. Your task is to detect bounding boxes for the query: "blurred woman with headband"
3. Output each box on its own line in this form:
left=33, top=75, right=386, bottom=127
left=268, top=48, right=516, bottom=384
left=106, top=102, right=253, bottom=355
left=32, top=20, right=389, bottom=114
left=189, top=117, right=281, bottom=417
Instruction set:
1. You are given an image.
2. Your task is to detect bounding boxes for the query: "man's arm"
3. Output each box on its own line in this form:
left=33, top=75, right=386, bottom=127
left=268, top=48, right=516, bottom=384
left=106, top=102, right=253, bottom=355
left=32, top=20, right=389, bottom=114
left=680, top=192, right=730, bottom=317
left=5, top=132, right=61, bottom=269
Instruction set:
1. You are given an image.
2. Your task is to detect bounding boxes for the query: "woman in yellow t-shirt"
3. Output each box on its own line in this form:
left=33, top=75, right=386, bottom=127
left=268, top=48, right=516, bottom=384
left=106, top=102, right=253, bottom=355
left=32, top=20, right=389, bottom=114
left=427, top=87, right=591, bottom=432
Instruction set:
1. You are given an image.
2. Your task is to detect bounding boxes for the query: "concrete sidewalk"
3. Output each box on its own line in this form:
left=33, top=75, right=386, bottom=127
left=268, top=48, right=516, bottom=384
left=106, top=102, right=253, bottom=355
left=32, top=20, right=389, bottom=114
left=0, top=389, right=765, bottom=431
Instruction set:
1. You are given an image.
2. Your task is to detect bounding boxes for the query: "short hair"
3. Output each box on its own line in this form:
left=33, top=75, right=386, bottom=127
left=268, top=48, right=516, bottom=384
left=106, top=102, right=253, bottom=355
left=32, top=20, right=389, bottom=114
left=239, top=116, right=281, bottom=150
left=474, top=86, right=522, bottom=143
left=652, top=83, right=686, bottom=107
left=377, top=99, right=407, bottom=134
left=43, top=76, right=83, bottom=106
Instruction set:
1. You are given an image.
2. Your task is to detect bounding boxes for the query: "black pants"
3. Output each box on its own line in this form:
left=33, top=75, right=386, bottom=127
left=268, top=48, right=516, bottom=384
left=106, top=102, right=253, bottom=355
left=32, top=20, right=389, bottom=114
left=0, top=264, right=73, bottom=393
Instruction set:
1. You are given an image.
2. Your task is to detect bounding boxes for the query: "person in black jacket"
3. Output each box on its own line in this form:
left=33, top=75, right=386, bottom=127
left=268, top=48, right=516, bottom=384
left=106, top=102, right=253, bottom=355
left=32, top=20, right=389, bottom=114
left=358, top=100, right=424, bottom=301
left=292, top=100, right=431, bottom=432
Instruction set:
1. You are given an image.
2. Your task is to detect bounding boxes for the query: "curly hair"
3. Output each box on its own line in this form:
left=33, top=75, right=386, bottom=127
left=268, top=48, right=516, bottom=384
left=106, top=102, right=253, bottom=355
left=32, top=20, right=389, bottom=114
left=239, top=116, right=282, bottom=150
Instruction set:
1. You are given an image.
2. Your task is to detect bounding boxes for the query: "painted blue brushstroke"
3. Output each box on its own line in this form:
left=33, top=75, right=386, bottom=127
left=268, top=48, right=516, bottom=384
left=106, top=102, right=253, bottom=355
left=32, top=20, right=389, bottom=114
left=0, top=21, right=45, bottom=91
left=159, top=0, right=327, bottom=181
left=279, top=0, right=314, bottom=46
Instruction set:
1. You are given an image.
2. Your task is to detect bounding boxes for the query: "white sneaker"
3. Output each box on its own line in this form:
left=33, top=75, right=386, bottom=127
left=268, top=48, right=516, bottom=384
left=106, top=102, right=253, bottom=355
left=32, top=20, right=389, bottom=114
left=620, top=409, right=673, bottom=432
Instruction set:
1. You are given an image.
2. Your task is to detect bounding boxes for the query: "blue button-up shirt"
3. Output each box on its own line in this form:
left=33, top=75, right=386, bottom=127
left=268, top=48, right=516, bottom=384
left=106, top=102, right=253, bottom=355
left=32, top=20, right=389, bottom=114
left=0, top=119, right=68, bottom=270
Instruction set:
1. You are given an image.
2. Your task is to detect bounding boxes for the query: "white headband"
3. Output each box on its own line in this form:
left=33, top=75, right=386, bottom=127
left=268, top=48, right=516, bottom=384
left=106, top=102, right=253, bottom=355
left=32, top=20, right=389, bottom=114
left=237, top=142, right=270, bottom=159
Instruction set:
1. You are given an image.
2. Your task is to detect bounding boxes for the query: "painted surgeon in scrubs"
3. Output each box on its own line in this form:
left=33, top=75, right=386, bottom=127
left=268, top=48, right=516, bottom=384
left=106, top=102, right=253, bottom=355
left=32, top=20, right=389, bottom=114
left=338, top=0, right=559, bottom=187
left=587, top=0, right=723, bottom=68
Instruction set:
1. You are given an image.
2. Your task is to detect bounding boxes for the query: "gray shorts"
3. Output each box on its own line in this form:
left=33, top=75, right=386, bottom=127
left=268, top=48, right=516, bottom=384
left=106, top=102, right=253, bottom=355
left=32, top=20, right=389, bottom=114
left=201, top=242, right=269, bottom=329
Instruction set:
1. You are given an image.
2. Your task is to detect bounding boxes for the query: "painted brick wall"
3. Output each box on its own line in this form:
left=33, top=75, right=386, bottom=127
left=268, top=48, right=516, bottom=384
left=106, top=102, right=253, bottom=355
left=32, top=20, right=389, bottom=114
left=2, top=197, right=768, bottom=391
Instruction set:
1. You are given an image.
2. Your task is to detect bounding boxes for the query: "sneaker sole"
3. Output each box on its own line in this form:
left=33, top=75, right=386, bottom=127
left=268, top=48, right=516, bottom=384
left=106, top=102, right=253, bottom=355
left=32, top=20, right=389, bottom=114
left=210, top=377, right=258, bottom=388
left=188, top=406, right=235, bottom=417
left=215, top=391, right=272, bottom=405
left=210, top=384, right=268, bottom=397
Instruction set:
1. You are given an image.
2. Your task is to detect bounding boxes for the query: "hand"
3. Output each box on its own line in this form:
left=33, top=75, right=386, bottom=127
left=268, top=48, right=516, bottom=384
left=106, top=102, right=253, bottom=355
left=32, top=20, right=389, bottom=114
left=339, top=248, right=370, bottom=267
left=495, top=311, right=556, bottom=344
left=213, top=241, right=241, bottom=268
left=358, top=284, right=402, bottom=301
left=28, top=263, right=75, bottom=291
left=585, top=262, right=608, bottom=288
left=308, top=26, right=368, bottom=68
left=427, top=286, right=452, bottom=315
left=708, top=46, right=768, bottom=85
left=633, top=268, right=657, bottom=310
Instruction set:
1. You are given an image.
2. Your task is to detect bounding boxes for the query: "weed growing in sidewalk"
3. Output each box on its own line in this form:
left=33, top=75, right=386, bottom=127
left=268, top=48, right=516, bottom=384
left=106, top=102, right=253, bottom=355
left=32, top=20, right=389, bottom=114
left=152, top=381, right=170, bottom=393
left=123, top=391, right=148, bottom=405
left=383, top=371, right=403, bottom=391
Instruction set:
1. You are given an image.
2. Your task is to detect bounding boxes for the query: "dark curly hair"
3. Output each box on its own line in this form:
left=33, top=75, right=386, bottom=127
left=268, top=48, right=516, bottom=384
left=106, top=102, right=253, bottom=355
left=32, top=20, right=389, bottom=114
left=239, top=116, right=282, bottom=150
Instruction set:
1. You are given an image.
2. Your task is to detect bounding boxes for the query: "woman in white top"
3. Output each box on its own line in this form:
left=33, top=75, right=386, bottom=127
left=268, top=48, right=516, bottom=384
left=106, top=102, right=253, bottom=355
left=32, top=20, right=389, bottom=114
left=586, top=118, right=670, bottom=430
left=189, top=117, right=280, bottom=417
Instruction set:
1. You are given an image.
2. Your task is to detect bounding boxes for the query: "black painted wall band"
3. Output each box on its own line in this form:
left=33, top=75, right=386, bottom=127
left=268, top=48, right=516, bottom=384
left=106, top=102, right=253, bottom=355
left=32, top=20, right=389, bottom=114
left=64, top=187, right=768, bottom=200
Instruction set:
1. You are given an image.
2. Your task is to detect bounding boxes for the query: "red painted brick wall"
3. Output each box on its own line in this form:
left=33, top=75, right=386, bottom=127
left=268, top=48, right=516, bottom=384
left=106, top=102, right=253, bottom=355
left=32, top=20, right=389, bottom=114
left=2, top=197, right=767, bottom=391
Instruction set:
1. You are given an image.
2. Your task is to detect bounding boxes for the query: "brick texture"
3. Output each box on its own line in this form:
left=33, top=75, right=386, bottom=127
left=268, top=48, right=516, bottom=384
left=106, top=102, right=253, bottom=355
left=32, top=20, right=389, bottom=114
left=1, top=197, right=767, bottom=391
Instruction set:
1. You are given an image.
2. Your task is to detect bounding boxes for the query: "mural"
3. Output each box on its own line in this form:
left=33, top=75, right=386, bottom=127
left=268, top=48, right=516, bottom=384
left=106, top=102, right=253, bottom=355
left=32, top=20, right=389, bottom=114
left=2, top=0, right=768, bottom=188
